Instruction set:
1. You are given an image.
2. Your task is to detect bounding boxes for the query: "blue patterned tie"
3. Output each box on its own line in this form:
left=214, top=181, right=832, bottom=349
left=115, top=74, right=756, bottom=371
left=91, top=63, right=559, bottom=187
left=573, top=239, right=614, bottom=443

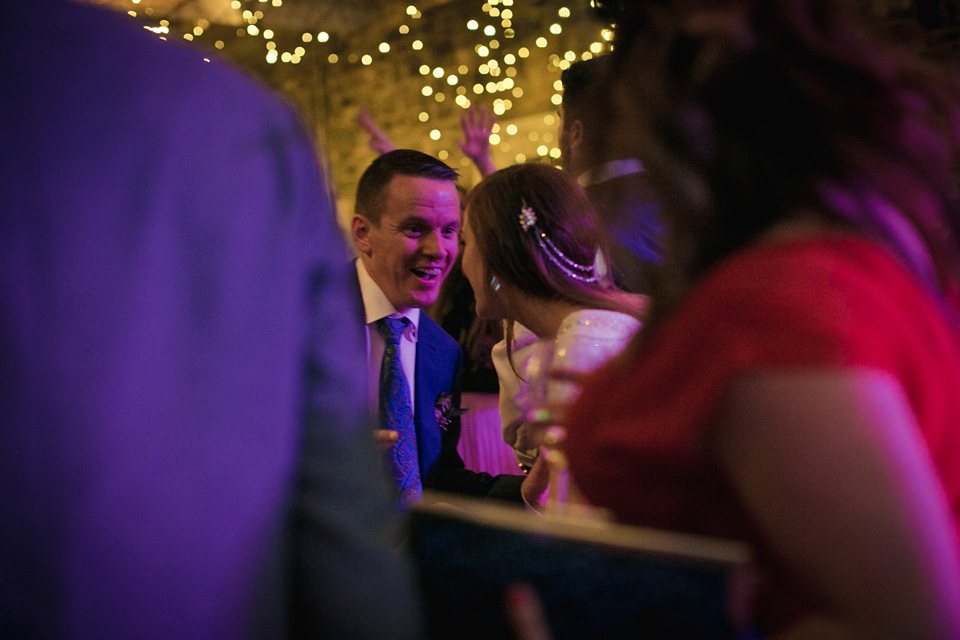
left=377, top=317, right=422, bottom=508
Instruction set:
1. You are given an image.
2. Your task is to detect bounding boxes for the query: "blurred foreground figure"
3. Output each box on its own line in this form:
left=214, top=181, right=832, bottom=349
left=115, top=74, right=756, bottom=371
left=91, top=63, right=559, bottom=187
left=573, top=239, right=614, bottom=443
left=565, top=0, right=960, bottom=637
left=0, top=1, right=420, bottom=638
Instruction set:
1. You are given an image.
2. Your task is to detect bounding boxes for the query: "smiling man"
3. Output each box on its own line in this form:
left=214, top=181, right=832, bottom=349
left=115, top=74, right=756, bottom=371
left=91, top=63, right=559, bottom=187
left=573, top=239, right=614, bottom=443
left=352, top=149, right=526, bottom=507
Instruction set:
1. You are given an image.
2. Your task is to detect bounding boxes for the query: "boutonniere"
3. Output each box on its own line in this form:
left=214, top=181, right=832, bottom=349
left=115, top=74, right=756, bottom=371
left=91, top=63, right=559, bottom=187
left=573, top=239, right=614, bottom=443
left=434, top=393, right=465, bottom=430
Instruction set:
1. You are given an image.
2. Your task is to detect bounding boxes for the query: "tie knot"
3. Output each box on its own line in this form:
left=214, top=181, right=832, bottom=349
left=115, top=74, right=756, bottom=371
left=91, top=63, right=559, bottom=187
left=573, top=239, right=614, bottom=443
left=378, top=316, right=409, bottom=345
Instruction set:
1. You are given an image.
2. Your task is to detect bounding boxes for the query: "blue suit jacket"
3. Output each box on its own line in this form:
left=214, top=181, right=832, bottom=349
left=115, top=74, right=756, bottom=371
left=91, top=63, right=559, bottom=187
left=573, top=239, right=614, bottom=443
left=415, top=314, right=524, bottom=501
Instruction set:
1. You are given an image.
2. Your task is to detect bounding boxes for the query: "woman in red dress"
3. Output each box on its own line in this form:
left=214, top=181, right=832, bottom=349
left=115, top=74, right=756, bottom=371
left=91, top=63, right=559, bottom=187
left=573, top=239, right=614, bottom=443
left=562, top=1, right=960, bottom=637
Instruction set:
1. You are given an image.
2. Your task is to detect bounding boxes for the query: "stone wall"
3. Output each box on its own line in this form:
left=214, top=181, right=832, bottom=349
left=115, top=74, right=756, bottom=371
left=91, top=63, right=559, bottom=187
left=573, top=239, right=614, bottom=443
left=161, top=0, right=958, bottom=230
left=186, top=0, right=614, bottom=230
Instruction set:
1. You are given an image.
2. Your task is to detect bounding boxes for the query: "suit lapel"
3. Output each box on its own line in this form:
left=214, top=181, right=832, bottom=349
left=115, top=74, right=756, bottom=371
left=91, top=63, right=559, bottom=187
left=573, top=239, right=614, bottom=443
left=414, top=316, right=447, bottom=475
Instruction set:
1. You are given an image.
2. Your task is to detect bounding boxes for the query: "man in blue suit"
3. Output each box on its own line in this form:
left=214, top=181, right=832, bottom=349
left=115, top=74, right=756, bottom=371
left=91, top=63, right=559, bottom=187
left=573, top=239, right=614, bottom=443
left=351, top=150, right=528, bottom=503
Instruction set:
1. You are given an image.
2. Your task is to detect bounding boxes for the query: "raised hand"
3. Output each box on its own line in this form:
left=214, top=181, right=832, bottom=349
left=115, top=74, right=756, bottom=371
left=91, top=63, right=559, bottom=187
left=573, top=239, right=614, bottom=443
left=357, top=105, right=397, bottom=155
left=458, top=104, right=497, bottom=176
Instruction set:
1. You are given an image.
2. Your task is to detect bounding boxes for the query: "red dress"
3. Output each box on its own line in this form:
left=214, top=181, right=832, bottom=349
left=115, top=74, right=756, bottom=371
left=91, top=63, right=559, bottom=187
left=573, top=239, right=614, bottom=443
left=566, top=235, right=960, bottom=623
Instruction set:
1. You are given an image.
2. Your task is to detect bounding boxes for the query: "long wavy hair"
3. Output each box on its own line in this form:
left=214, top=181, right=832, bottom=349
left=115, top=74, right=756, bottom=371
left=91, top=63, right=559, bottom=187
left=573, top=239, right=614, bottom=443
left=593, top=0, right=960, bottom=332
left=464, top=163, right=632, bottom=361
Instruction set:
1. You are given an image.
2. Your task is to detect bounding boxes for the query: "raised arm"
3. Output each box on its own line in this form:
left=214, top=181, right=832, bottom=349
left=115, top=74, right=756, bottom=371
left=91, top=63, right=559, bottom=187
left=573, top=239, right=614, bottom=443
left=458, top=104, right=497, bottom=177
left=357, top=105, right=397, bottom=155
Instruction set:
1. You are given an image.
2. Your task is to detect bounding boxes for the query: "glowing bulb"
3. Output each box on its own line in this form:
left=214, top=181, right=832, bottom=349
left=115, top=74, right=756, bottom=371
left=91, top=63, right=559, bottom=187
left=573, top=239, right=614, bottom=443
left=318, top=31, right=329, bottom=42
left=467, top=19, right=479, bottom=30
left=518, top=47, right=530, bottom=57
left=430, top=129, right=441, bottom=140
left=412, top=40, right=423, bottom=50
left=328, top=53, right=339, bottom=63
left=484, top=25, right=496, bottom=36
left=446, top=75, right=458, bottom=85
left=420, top=65, right=430, bottom=75
left=550, top=23, right=562, bottom=34
left=267, top=50, right=278, bottom=64
left=419, top=111, right=429, bottom=122
left=558, top=7, right=571, bottom=17
left=422, top=86, right=434, bottom=96
left=506, top=124, right=518, bottom=135
left=536, top=37, right=547, bottom=48
left=302, top=32, right=312, bottom=42
left=379, top=42, right=390, bottom=53
left=433, top=67, right=444, bottom=78
left=361, top=54, right=372, bottom=65
left=490, top=133, right=501, bottom=145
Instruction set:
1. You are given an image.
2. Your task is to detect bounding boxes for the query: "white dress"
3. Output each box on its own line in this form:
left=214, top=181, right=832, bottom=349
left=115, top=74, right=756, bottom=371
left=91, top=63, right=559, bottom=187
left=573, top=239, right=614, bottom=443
left=494, top=310, right=642, bottom=466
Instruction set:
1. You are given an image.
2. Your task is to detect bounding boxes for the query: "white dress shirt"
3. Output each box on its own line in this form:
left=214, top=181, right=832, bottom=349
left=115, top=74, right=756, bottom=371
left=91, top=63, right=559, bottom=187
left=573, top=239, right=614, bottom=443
left=577, top=158, right=644, bottom=187
left=356, top=259, right=420, bottom=416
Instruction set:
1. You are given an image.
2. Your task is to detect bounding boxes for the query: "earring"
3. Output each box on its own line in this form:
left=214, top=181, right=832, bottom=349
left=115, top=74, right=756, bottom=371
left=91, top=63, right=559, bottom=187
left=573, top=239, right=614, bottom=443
left=490, top=276, right=501, bottom=292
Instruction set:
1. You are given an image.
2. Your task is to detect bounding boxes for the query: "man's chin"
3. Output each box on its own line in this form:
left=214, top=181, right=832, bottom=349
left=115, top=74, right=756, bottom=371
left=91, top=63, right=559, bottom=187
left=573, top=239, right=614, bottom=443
left=411, top=289, right=440, bottom=308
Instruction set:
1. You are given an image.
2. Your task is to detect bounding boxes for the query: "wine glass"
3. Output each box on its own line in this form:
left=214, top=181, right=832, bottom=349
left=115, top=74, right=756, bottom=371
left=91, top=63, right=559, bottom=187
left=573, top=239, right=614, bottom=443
left=523, top=339, right=574, bottom=514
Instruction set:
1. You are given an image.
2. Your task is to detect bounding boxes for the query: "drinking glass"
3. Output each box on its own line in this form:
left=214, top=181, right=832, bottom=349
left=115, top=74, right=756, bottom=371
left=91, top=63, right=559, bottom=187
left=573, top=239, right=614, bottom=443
left=523, top=339, right=573, bottom=514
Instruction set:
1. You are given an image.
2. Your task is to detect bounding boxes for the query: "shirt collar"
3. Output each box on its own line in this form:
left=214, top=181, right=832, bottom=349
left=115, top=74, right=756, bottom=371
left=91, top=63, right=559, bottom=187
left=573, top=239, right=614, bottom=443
left=577, top=158, right=644, bottom=187
left=356, top=259, right=420, bottom=340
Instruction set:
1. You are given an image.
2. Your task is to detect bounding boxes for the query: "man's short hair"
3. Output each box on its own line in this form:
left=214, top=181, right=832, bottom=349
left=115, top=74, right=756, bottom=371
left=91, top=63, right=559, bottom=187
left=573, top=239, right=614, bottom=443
left=560, top=56, right=604, bottom=118
left=355, top=149, right=458, bottom=224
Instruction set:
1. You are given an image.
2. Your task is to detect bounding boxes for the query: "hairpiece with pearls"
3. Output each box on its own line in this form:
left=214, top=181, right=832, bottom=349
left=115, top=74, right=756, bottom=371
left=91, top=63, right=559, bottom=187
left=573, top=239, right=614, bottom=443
left=518, top=199, right=598, bottom=283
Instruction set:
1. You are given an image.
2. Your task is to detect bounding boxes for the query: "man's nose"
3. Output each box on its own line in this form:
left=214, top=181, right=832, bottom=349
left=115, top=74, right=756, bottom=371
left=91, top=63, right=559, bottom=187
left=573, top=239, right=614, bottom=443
left=421, top=231, right=446, bottom=258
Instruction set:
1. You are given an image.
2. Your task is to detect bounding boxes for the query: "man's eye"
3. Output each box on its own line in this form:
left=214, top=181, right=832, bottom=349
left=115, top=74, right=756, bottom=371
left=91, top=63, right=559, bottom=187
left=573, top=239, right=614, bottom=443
left=404, top=226, right=424, bottom=238
left=443, top=226, right=459, bottom=237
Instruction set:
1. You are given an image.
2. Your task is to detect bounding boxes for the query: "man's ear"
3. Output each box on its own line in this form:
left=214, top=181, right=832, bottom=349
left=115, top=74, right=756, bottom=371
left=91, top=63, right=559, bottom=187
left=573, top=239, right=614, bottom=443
left=568, top=118, right=584, bottom=153
left=352, top=214, right=373, bottom=255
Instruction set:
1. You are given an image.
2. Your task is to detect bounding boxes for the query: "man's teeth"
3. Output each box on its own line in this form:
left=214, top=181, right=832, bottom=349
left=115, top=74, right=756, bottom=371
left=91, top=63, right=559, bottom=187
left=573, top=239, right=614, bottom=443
left=412, top=267, right=441, bottom=279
